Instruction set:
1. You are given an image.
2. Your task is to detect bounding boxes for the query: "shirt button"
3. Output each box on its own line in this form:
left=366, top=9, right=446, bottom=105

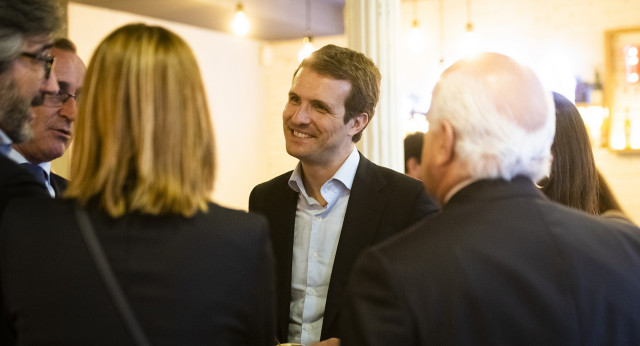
left=315, top=216, right=322, bottom=222
left=304, top=324, right=312, bottom=331
left=311, top=252, right=319, bottom=260
left=307, top=288, right=317, bottom=296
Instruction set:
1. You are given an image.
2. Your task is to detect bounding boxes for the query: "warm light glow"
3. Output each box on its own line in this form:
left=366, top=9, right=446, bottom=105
left=628, top=55, right=639, bottom=66
left=610, top=112, right=640, bottom=150
left=297, top=36, right=315, bottom=62
left=404, top=115, right=429, bottom=135
left=232, top=3, right=250, bottom=36
left=459, top=24, right=479, bottom=56
left=627, top=46, right=638, bottom=56
left=408, top=19, right=425, bottom=52
left=627, top=72, right=639, bottom=83
left=577, top=105, right=606, bottom=146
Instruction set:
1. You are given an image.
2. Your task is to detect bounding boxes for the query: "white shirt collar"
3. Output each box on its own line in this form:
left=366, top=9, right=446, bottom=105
left=443, top=177, right=481, bottom=205
left=0, top=129, right=12, bottom=146
left=7, top=147, right=52, bottom=176
left=288, top=147, right=360, bottom=195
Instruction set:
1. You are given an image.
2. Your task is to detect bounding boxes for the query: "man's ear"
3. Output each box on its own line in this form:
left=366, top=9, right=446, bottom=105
left=407, top=157, right=423, bottom=180
left=349, top=112, right=369, bottom=136
left=434, top=119, right=456, bottom=166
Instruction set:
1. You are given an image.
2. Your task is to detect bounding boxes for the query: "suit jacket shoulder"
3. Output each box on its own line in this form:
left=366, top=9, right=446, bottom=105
left=0, top=154, right=49, bottom=219
left=342, top=177, right=640, bottom=345
left=0, top=199, right=276, bottom=345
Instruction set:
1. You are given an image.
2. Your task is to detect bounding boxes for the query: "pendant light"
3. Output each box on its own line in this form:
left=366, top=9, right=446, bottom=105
left=297, top=0, right=316, bottom=62
left=232, top=2, right=250, bottom=36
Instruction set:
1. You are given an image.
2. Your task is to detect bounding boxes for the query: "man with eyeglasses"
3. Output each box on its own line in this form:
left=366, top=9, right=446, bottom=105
left=0, top=0, right=61, bottom=215
left=10, top=38, right=85, bottom=197
left=0, top=2, right=62, bottom=343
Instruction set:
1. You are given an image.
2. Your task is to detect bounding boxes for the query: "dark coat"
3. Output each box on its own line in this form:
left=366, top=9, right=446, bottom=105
left=341, top=177, right=640, bottom=345
left=249, top=152, right=439, bottom=341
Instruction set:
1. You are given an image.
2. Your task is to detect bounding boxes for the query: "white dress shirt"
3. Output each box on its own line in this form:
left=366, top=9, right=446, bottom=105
left=286, top=148, right=360, bottom=345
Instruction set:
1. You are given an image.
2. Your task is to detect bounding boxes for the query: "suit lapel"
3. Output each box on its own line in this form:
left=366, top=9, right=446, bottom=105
left=321, top=154, right=387, bottom=337
left=49, top=173, right=68, bottom=197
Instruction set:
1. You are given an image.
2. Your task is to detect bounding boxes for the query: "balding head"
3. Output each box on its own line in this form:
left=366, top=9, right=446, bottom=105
left=422, top=53, right=555, bottom=202
left=442, top=53, right=551, bottom=132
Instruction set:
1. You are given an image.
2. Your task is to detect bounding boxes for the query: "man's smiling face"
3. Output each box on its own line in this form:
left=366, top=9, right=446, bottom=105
left=282, top=67, right=356, bottom=167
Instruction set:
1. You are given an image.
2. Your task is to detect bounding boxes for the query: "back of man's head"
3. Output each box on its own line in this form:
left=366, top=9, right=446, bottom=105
left=404, top=131, right=424, bottom=172
left=429, top=52, right=555, bottom=182
left=295, top=44, right=381, bottom=143
left=0, top=0, right=61, bottom=74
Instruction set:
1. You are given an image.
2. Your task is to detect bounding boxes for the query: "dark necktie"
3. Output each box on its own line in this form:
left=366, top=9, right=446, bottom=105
left=20, top=162, right=48, bottom=187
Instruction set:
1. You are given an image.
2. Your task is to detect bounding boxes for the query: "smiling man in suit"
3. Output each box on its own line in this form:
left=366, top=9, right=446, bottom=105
left=10, top=38, right=85, bottom=197
left=249, top=44, right=438, bottom=346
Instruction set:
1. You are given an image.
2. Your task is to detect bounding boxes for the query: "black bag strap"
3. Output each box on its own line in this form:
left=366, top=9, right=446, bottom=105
left=74, top=205, right=152, bottom=346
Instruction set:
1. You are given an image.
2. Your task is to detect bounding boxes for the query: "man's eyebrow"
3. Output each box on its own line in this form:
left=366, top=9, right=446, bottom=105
left=38, top=44, right=54, bottom=54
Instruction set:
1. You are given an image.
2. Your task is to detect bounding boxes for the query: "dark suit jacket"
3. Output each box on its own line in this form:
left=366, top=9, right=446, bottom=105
left=0, top=154, right=48, bottom=218
left=0, top=199, right=276, bottom=345
left=50, top=172, right=68, bottom=197
left=0, top=155, right=50, bottom=345
left=249, top=152, right=438, bottom=341
left=341, top=177, right=640, bottom=345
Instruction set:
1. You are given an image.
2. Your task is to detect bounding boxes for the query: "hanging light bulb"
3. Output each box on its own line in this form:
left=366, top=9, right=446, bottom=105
left=232, top=2, right=250, bottom=36
left=297, top=0, right=316, bottom=62
left=408, top=19, right=425, bottom=52
left=408, top=0, right=425, bottom=52
left=460, top=0, right=479, bottom=56
left=298, top=35, right=315, bottom=62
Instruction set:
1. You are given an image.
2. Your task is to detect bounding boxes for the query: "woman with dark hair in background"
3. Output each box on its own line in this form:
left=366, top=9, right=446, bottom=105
left=540, top=91, right=627, bottom=219
left=0, top=23, right=275, bottom=345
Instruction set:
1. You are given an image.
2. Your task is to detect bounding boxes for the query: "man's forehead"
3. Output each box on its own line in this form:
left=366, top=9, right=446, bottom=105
left=23, top=34, right=53, bottom=52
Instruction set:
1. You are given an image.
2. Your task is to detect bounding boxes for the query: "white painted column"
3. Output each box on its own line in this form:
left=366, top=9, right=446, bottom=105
left=345, top=0, right=403, bottom=172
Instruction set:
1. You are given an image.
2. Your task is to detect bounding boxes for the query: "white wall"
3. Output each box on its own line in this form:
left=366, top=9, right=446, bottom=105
left=68, top=2, right=268, bottom=210
left=397, top=0, right=640, bottom=224
left=65, top=0, right=640, bottom=222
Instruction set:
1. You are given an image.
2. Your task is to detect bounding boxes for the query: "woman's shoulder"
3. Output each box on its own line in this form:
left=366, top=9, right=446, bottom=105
left=203, top=202, right=267, bottom=226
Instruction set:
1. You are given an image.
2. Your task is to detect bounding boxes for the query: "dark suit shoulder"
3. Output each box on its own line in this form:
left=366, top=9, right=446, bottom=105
left=251, top=171, right=292, bottom=194
left=0, top=155, right=49, bottom=218
left=249, top=170, right=294, bottom=212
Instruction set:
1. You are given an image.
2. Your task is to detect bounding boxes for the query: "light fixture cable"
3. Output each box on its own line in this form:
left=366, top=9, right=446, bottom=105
left=298, top=0, right=315, bottom=62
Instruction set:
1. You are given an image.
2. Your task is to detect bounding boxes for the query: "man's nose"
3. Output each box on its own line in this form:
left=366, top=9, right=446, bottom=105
left=291, top=104, right=311, bottom=124
left=60, top=97, right=77, bottom=121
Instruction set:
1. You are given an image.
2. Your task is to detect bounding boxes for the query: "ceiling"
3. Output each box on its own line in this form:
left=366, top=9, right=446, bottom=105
left=70, top=0, right=346, bottom=41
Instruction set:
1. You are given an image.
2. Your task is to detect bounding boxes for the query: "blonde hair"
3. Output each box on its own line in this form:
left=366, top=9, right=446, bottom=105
left=66, top=23, right=215, bottom=217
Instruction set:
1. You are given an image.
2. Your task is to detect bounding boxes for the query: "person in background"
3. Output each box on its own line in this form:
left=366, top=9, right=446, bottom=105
left=0, top=23, right=275, bottom=345
left=404, top=131, right=424, bottom=180
left=0, top=0, right=60, bottom=218
left=340, top=52, right=640, bottom=344
left=540, top=92, right=630, bottom=220
left=0, top=2, right=61, bottom=343
left=10, top=38, right=85, bottom=196
left=249, top=44, right=438, bottom=346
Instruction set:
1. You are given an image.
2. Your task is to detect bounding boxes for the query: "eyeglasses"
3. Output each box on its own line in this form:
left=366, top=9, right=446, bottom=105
left=20, top=52, right=55, bottom=79
left=44, top=89, right=79, bottom=107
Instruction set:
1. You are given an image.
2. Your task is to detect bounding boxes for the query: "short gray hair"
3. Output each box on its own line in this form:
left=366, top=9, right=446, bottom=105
left=0, top=0, right=61, bottom=73
left=429, top=57, right=556, bottom=182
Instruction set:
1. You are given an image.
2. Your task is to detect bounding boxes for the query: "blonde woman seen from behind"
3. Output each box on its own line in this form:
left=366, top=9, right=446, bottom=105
left=0, top=23, right=275, bottom=345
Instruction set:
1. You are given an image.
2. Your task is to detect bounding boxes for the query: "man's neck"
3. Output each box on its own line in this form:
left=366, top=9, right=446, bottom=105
left=299, top=148, right=355, bottom=206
